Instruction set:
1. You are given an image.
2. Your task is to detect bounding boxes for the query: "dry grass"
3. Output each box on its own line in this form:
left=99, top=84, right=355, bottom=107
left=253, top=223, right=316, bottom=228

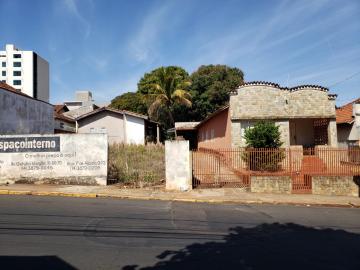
left=108, top=143, right=165, bottom=188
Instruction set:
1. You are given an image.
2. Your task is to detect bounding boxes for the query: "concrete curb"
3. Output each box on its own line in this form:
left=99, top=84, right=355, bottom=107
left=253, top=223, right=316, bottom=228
left=0, top=189, right=359, bottom=208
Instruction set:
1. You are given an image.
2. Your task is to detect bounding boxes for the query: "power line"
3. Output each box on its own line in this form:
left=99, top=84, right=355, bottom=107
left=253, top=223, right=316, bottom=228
left=328, top=71, right=360, bottom=88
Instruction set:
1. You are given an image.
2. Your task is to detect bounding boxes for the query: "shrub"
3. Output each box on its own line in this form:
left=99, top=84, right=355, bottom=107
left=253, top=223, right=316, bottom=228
left=108, top=143, right=165, bottom=187
left=244, top=121, right=283, bottom=148
left=242, top=121, right=285, bottom=171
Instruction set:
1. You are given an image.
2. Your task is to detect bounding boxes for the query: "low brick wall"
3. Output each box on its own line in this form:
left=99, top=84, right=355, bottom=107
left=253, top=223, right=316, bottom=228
left=250, top=176, right=292, bottom=194
left=312, top=176, right=359, bottom=197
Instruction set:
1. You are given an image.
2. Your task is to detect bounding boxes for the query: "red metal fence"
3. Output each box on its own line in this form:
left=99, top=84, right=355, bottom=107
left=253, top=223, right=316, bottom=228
left=192, top=147, right=360, bottom=192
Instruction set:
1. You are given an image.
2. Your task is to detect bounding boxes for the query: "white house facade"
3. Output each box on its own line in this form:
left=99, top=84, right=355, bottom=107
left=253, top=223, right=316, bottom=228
left=76, top=107, right=159, bottom=145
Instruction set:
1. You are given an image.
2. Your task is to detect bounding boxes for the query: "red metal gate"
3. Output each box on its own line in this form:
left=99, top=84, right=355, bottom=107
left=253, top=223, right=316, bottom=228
left=192, top=149, right=250, bottom=189
left=192, top=147, right=360, bottom=192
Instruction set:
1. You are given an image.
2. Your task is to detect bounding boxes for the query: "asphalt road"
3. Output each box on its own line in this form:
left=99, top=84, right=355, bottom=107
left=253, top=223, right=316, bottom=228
left=0, top=195, right=359, bottom=270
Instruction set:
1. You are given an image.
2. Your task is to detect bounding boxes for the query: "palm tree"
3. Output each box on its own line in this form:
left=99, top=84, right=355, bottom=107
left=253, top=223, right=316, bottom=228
left=148, top=67, right=192, bottom=128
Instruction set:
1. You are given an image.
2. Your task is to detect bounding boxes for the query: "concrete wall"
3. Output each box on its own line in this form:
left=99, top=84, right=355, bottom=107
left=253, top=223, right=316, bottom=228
left=165, top=140, right=192, bottom=191
left=125, top=114, right=145, bottom=145
left=230, top=85, right=336, bottom=120
left=78, top=111, right=125, bottom=144
left=197, top=108, right=232, bottom=149
left=36, top=54, right=50, bottom=102
left=250, top=176, right=292, bottom=194
left=312, top=176, right=359, bottom=197
left=0, top=88, right=54, bottom=134
left=0, top=134, right=108, bottom=185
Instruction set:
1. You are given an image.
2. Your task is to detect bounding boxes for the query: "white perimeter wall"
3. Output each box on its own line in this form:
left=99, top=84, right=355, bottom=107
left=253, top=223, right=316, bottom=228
left=125, top=115, right=145, bottom=144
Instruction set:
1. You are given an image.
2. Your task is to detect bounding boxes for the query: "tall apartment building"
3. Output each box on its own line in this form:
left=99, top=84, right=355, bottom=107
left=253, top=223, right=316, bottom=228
left=0, top=44, right=49, bottom=102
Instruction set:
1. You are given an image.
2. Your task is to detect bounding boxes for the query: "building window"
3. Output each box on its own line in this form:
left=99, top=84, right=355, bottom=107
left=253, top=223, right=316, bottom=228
left=206, top=130, right=209, bottom=140
left=1, top=62, right=5, bottom=67
left=13, top=71, right=21, bottom=76
left=90, top=128, right=95, bottom=133
left=1, top=71, right=5, bottom=76
left=13, top=62, right=21, bottom=67
left=60, top=123, right=64, bottom=129
left=13, top=80, right=21, bottom=85
left=211, top=129, right=215, bottom=139
left=13, top=54, right=21, bottom=58
left=1, top=80, right=5, bottom=83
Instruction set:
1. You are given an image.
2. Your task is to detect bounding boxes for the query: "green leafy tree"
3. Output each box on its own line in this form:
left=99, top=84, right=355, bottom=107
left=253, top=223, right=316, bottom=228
left=147, top=67, right=192, bottom=129
left=242, top=121, right=284, bottom=171
left=138, top=66, right=190, bottom=95
left=189, top=65, right=244, bottom=120
left=109, top=92, right=148, bottom=115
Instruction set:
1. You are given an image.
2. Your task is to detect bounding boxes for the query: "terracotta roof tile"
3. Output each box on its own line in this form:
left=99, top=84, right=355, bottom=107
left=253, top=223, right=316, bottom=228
left=54, top=104, right=66, bottom=113
left=336, top=98, right=360, bottom=124
left=0, top=81, right=52, bottom=106
left=75, top=107, right=148, bottom=121
left=238, top=81, right=330, bottom=92
left=0, top=81, right=30, bottom=98
left=54, top=112, right=75, bottom=123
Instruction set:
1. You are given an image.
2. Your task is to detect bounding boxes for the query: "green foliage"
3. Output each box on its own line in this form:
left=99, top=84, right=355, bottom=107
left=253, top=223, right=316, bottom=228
left=110, top=64, right=245, bottom=131
left=244, top=121, right=283, bottom=148
left=146, top=67, right=192, bottom=129
left=138, top=66, right=190, bottom=95
left=242, top=121, right=285, bottom=171
left=189, top=65, right=244, bottom=120
left=108, top=144, right=165, bottom=187
left=109, top=92, right=149, bottom=115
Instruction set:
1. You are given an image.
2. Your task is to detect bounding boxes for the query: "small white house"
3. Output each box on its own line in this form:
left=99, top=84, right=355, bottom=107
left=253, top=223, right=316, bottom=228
left=76, top=107, right=159, bottom=145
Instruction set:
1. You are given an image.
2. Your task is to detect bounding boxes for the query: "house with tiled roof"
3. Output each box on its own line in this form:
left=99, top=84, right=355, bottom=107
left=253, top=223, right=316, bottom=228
left=54, top=104, right=76, bottom=133
left=336, top=98, right=360, bottom=147
left=76, top=107, right=160, bottom=145
left=175, top=81, right=338, bottom=149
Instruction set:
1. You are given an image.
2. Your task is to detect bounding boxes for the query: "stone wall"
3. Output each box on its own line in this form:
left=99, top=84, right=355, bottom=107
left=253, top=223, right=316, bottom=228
left=250, top=176, right=292, bottom=194
left=230, top=85, right=336, bottom=120
left=312, top=176, right=359, bottom=197
left=328, top=119, right=338, bottom=147
left=165, top=140, right=192, bottom=191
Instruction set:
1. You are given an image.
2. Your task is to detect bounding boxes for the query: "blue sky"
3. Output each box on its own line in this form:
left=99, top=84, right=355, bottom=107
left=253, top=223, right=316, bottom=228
left=0, top=0, right=359, bottom=105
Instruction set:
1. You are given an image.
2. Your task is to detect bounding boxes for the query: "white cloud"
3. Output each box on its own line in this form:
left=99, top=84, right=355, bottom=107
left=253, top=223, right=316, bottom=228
left=63, top=0, right=91, bottom=38
left=127, top=2, right=173, bottom=63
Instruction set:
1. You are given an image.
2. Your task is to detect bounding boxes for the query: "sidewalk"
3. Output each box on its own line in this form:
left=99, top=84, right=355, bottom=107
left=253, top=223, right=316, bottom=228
left=1, top=184, right=360, bottom=207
